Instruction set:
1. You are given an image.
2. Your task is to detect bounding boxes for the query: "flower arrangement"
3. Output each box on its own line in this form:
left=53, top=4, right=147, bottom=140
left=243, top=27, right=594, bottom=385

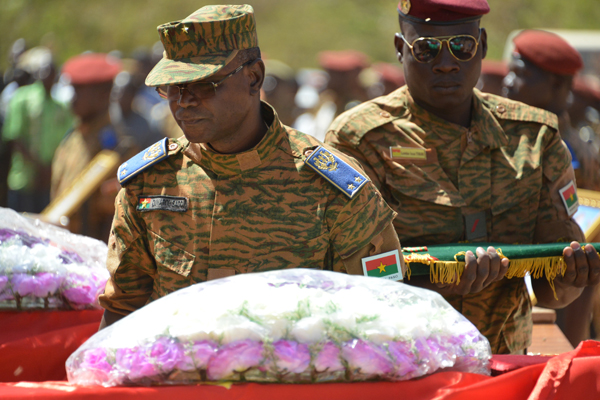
left=67, top=269, right=491, bottom=386
left=0, top=208, right=109, bottom=310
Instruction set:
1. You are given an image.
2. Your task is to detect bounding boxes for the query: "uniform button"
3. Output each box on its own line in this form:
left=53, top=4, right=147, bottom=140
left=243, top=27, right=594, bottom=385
left=380, top=111, right=391, bottom=118
left=168, top=143, right=179, bottom=151
left=496, top=104, right=506, bottom=114
left=304, top=149, right=314, bottom=157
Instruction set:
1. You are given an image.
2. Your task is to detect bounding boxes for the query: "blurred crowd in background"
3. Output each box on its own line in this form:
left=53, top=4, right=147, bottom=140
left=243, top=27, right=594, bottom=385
left=0, top=30, right=599, bottom=232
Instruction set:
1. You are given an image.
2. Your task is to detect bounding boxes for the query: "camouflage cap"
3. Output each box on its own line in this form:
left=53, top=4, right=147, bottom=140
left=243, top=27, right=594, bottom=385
left=145, top=4, right=258, bottom=87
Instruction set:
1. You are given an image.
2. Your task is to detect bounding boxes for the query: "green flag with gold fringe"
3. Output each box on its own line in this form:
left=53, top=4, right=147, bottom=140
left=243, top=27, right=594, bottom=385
left=403, top=242, right=600, bottom=297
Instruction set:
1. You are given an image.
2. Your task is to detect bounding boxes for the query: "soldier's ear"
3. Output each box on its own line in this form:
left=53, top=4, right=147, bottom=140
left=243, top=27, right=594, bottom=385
left=480, top=28, right=488, bottom=60
left=248, top=58, right=265, bottom=96
left=394, top=33, right=405, bottom=64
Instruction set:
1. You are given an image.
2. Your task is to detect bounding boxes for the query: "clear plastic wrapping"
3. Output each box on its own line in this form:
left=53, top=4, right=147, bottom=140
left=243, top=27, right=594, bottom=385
left=67, top=269, right=491, bottom=386
left=0, top=207, right=109, bottom=310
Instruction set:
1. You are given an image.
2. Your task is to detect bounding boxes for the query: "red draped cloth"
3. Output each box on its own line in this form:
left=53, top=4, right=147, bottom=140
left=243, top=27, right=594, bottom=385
left=0, top=310, right=103, bottom=382
left=0, top=309, right=599, bottom=400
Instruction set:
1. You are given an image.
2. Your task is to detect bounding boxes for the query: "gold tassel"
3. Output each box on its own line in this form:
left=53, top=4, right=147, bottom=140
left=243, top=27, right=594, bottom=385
left=504, top=255, right=566, bottom=300
left=404, top=247, right=599, bottom=300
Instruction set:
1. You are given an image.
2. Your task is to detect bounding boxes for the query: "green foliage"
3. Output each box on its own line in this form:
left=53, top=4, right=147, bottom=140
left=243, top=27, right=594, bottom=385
left=0, top=0, right=599, bottom=72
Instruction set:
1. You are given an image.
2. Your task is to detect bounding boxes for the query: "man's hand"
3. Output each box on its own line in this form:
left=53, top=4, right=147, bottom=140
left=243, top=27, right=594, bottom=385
left=436, top=246, right=509, bottom=296
left=533, top=242, right=600, bottom=309
left=560, top=242, right=600, bottom=287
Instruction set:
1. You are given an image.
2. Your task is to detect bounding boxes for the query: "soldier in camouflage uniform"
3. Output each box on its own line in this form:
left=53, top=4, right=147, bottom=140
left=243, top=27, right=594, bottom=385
left=325, top=0, right=600, bottom=354
left=503, top=29, right=600, bottom=348
left=98, top=5, right=404, bottom=328
left=51, top=53, right=127, bottom=241
left=503, top=30, right=600, bottom=192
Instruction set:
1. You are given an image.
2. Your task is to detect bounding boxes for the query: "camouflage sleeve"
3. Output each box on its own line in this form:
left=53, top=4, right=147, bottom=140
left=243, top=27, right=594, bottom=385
left=325, top=129, right=385, bottom=191
left=327, top=183, right=398, bottom=273
left=98, top=184, right=156, bottom=315
left=533, top=129, right=585, bottom=243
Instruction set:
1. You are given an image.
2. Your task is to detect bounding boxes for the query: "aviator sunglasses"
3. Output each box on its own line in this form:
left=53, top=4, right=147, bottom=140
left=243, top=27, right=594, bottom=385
left=399, top=30, right=481, bottom=63
left=156, top=59, right=257, bottom=101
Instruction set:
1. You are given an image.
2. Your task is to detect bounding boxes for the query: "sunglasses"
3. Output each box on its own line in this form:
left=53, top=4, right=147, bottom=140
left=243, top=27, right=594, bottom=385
left=399, top=30, right=481, bottom=63
left=156, top=59, right=256, bottom=101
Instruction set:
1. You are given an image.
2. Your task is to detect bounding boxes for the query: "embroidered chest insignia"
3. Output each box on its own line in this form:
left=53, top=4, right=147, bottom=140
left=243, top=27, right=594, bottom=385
left=304, top=146, right=369, bottom=198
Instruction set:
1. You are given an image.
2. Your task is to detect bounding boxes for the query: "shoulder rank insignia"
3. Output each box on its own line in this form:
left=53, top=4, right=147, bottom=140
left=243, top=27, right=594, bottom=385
left=304, top=145, right=370, bottom=198
left=118, top=138, right=170, bottom=185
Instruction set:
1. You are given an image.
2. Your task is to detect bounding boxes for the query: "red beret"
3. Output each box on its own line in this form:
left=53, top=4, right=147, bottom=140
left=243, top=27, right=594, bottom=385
left=62, top=53, right=121, bottom=85
left=397, top=0, right=489, bottom=25
left=572, top=76, right=600, bottom=103
left=513, top=30, right=583, bottom=76
left=481, top=60, right=508, bottom=77
left=318, top=50, right=369, bottom=72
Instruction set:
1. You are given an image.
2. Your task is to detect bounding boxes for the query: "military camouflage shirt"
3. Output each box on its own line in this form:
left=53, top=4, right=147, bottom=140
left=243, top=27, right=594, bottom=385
left=559, top=111, right=600, bottom=191
left=325, top=86, right=584, bottom=354
left=99, top=102, right=397, bottom=315
left=51, top=113, right=125, bottom=241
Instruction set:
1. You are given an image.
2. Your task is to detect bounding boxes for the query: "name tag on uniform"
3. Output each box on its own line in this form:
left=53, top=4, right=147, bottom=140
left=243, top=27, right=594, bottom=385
left=390, top=146, right=427, bottom=160
left=361, top=250, right=403, bottom=281
left=137, top=195, right=188, bottom=212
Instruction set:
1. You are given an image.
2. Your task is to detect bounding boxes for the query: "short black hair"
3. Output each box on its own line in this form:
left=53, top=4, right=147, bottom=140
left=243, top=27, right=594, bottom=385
left=239, top=47, right=261, bottom=64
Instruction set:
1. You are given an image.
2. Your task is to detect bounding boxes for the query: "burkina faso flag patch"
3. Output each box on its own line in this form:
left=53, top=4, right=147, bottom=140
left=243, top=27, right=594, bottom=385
left=361, top=250, right=402, bottom=281
left=559, top=180, right=579, bottom=216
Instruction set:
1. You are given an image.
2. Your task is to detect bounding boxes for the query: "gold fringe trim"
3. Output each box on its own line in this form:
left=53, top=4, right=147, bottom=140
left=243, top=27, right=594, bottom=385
left=404, top=249, right=565, bottom=300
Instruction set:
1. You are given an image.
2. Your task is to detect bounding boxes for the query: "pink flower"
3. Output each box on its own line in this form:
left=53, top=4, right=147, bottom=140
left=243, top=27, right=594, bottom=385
left=63, top=285, right=96, bottom=305
left=115, top=347, right=158, bottom=380
left=0, top=274, right=13, bottom=301
left=207, top=340, right=264, bottom=380
left=63, top=272, right=107, bottom=306
left=149, top=337, right=184, bottom=373
left=387, top=341, right=418, bottom=377
left=0, top=276, right=8, bottom=293
left=79, top=348, right=113, bottom=375
left=63, top=275, right=97, bottom=304
left=11, top=272, right=61, bottom=297
left=341, top=339, right=393, bottom=376
left=314, top=342, right=344, bottom=372
left=272, top=340, right=311, bottom=373
left=178, top=340, right=218, bottom=371
left=34, top=273, right=62, bottom=297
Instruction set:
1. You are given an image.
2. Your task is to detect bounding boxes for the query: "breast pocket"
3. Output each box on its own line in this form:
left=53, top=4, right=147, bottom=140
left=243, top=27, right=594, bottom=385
left=385, top=168, right=465, bottom=243
left=490, top=167, right=542, bottom=243
left=384, top=159, right=465, bottom=208
left=149, top=230, right=196, bottom=297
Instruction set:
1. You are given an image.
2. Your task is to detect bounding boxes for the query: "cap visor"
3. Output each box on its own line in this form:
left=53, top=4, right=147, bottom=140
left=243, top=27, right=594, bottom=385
left=145, top=50, right=238, bottom=87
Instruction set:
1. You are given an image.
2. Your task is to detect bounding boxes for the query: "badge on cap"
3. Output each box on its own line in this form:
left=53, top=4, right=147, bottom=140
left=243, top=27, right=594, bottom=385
left=361, top=250, right=403, bottom=282
left=559, top=180, right=579, bottom=216
left=304, top=146, right=369, bottom=198
left=399, top=0, right=411, bottom=14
